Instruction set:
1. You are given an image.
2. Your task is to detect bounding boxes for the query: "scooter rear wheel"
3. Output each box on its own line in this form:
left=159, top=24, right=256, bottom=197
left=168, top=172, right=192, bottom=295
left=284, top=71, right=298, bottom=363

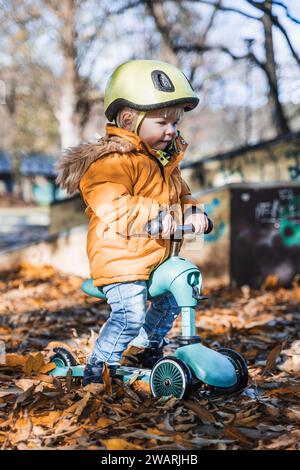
left=50, top=347, right=78, bottom=367
left=150, top=356, right=193, bottom=399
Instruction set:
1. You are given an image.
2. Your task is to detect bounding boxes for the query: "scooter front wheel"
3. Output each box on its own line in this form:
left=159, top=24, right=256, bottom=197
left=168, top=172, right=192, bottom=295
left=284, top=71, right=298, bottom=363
left=215, top=348, right=248, bottom=394
left=150, top=356, right=193, bottom=399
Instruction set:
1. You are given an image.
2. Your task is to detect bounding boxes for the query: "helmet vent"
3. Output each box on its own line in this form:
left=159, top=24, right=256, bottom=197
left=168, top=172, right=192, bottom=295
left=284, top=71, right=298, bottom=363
left=151, top=70, right=175, bottom=92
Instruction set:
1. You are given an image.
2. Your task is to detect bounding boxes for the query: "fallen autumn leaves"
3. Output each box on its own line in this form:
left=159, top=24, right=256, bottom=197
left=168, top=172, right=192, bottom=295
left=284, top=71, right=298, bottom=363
left=0, top=263, right=300, bottom=450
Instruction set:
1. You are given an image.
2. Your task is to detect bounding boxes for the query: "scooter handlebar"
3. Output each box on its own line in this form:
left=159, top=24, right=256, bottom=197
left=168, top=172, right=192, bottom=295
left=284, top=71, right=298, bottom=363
left=146, top=214, right=213, bottom=237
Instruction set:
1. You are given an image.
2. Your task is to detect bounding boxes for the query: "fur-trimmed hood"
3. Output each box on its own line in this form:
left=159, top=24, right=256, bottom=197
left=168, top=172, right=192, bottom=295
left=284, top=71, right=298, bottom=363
left=55, top=134, right=136, bottom=196
left=56, top=123, right=188, bottom=196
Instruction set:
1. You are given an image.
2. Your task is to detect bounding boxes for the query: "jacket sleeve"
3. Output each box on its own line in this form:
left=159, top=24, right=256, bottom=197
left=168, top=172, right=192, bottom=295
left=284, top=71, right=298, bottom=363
left=179, top=174, right=204, bottom=216
left=180, top=176, right=198, bottom=205
left=79, top=154, right=160, bottom=238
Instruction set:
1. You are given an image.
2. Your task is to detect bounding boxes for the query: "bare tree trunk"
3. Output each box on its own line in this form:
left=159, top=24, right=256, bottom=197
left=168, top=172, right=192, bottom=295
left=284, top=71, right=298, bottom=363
left=262, top=0, right=290, bottom=134
left=56, top=0, right=81, bottom=149
left=146, top=1, right=178, bottom=65
left=146, top=0, right=219, bottom=80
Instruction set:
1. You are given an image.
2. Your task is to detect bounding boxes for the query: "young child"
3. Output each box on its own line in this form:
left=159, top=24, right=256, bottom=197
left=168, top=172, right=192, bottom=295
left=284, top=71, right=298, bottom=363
left=57, top=60, right=208, bottom=385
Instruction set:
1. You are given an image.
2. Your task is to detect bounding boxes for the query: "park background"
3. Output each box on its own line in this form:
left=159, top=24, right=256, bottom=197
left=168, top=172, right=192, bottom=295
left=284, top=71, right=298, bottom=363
left=0, top=0, right=300, bottom=451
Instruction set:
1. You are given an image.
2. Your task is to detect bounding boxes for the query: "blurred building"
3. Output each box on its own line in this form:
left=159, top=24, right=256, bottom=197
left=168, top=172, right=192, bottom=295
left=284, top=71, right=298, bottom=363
left=0, top=149, right=13, bottom=194
left=181, top=131, right=300, bottom=191
left=180, top=132, right=300, bottom=287
left=20, top=152, right=64, bottom=205
left=0, top=150, right=65, bottom=206
left=180, top=181, right=300, bottom=288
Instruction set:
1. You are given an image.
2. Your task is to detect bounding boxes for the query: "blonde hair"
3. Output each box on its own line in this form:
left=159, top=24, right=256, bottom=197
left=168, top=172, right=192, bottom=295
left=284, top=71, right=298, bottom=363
left=116, top=105, right=184, bottom=133
left=152, top=106, right=184, bottom=122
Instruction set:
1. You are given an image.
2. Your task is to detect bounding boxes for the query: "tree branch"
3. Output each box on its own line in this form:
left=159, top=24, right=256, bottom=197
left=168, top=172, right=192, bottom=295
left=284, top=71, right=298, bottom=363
left=249, top=0, right=300, bottom=24
left=109, top=0, right=143, bottom=16
left=174, top=42, right=247, bottom=61
left=192, top=0, right=261, bottom=19
left=146, top=0, right=178, bottom=64
left=189, top=0, right=221, bottom=82
left=111, top=0, right=261, bottom=20
left=246, top=0, right=300, bottom=67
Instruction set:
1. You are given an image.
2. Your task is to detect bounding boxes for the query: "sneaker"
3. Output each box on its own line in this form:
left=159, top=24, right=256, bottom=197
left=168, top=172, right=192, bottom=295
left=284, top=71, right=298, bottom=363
left=123, top=340, right=168, bottom=369
left=82, top=362, right=117, bottom=386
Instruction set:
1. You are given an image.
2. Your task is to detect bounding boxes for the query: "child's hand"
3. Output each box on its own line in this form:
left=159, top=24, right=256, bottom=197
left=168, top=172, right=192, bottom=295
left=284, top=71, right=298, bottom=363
left=161, top=212, right=177, bottom=236
left=184, top=211, right=208, bottom=235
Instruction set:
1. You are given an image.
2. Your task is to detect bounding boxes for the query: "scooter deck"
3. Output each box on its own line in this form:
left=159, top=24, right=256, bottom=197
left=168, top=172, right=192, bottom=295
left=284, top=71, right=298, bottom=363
left=50, top=364, right=151, bottom=384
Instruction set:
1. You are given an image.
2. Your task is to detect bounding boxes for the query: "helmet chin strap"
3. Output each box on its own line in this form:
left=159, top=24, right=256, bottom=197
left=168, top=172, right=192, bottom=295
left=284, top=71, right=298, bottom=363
left=135, top=111, right=146, bottom=134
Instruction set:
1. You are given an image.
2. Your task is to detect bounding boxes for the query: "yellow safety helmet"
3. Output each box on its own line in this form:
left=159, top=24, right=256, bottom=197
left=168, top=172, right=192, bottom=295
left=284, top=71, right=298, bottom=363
left=104, top=59, right=199, bottom=122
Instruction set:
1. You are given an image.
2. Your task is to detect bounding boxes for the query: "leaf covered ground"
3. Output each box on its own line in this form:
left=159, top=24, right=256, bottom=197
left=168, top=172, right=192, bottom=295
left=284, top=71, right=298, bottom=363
left=0, top=263, right=300, bottom=450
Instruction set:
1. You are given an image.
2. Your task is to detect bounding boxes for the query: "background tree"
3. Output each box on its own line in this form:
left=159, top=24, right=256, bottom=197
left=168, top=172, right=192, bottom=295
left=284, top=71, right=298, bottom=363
left=0, top=0, right=299, bottom=159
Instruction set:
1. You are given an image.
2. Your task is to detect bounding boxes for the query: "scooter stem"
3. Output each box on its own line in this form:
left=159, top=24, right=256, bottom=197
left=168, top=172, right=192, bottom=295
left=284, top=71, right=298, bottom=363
left=169, top=240, right=181, bottom=256
left=181, top=306, right=196, bottom=336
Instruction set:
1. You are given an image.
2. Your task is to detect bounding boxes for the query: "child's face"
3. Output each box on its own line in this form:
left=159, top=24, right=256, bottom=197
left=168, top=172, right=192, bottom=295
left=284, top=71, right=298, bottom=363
left=138, top=108, right=183, bottom=151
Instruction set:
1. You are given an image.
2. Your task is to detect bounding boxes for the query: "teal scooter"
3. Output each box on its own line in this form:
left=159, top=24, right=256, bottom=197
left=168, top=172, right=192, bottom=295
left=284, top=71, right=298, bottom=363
left=49, top=217, right=248, bottom=399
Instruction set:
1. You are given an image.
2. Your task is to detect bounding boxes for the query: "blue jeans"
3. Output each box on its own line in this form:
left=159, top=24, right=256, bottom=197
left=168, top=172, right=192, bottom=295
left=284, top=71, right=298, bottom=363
left=88, top=281, right=181, bottom=366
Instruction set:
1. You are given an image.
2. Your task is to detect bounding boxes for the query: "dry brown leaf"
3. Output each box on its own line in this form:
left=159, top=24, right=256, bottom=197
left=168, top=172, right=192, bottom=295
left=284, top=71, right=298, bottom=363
left=233, top=413, right=261, bottom=426
left=45, top=341, right=74, bottom=354
left=5, top=353, right=27, bottom=369
left=223, top=425, right=253, bottom=447
left=184, top=399, right=216, bottom=424
left=126, top=369, right=141, bottom=386
left=157, top=396, right=179, bottom=409
left=31, top=352, right=45, bottom=372
left=31, top=411, right=62, bottom=428
left=34, top=372, right=55, bottom=383
left=145, top=427, right=165, bottom=436
left=12, top=414, right=32, bottom=444
left=263, top=342, right=284, bottom=374
left=286, top=407, right=300, bottom=423
left=53, top=418, right=77, bottom=435
left=65, top=367, right=73, bottom=391
left=64, top=392, right=90, bottom=418
left=19, top=262, right=56, bottom=279
left=174, top=423, right=197, bottom=431
left=14, top=384, right=36, bottom=406
left=264, top=404, right=280, bottom=417
left=262, top=274, right=280, bottom=290
left=102, top=363, right=112, bottom=396
left=15, top=378, right=36, bottom=391
left=83, top=382, right=106, bottom=394
left=96, top=417, right=115, bottom=429
left=279, top=340, right=300, bottom=372
left=131, top=380, right=151, bottom=397
left=267, top=386, right=300, bottom=396
left=263, top=433, right=298, bottom=450
left=0, top=388, right=20, bottom=398
left=172, top=433, right=194, bottom=448
left=157, top=413, right=174, bottom=432
left=24, top=355, right=35, bottom=375
left=100, top=438, right=143, bottom=450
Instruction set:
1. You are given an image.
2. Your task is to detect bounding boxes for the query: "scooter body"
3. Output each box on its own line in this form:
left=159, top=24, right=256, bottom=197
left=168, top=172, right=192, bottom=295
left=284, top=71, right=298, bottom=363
left=50, top=222, right=248, bottom=398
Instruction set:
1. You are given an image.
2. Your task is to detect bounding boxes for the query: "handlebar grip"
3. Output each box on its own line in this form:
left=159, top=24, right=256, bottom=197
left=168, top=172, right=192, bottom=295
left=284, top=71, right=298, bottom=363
left=204, top=217, right=213, bottom=234
left=145, top=218, right=162, bottom=236
left=146, top=217, right=213, bottom=236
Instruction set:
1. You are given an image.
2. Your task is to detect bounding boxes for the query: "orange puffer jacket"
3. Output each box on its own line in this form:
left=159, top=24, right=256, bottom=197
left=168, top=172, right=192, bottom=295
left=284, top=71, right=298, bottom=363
left=57, top=124, right=199, bottom=287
